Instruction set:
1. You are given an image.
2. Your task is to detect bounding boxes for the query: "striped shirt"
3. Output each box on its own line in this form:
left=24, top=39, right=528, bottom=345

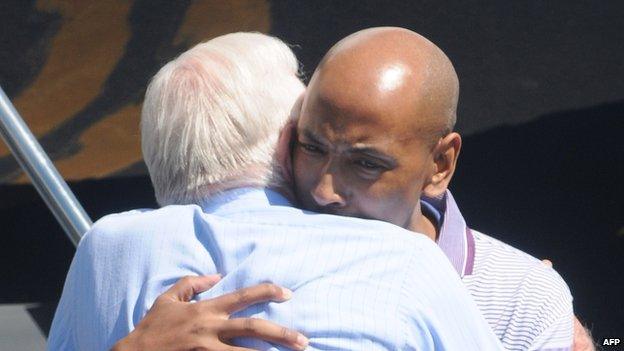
left=425, top=190, right=574, bottom=350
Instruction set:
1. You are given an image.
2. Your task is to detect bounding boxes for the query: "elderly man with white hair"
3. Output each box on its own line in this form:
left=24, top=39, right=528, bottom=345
left=47, top=32, right=502, bottom=350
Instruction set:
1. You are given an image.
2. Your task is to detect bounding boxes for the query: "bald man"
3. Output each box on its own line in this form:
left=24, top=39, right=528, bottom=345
left=292, top=27, right=575, bottom=350
left=115, top=28, right=585, bottom=350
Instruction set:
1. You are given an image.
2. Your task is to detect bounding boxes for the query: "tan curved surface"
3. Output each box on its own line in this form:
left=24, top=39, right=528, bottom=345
left=4, top=0, right=270, bottom=183
left=1, top=0, right=132, bottom=157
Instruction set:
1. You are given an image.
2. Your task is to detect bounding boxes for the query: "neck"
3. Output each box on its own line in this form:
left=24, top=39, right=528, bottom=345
left=407, top=204, right=438, bottom=241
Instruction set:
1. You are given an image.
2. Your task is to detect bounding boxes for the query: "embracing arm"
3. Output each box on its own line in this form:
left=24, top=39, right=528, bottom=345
left=111, top=275, right=308, bottom=351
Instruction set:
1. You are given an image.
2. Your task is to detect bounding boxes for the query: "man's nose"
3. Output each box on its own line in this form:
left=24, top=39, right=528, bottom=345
left=311, top=172, right=346, bottom=208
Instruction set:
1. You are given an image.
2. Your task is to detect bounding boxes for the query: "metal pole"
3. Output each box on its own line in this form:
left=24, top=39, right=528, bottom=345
left=0, top=86, right=91, bottom=246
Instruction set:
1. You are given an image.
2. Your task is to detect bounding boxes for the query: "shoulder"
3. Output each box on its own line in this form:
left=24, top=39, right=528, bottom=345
left=469, top=230, right=571, bottom=297
left=466, top=230, right=573, bottom=349
left=81, top=205, right=202, bottom=246
left=469, top=230, right=572, bottom=304
left=294, top=210, right=437, bottom=247
left=250, top=206, right=440, bottom=255
left=89, top=204, right=200, bottom=234
left=75, top=204, right=210, bottom=270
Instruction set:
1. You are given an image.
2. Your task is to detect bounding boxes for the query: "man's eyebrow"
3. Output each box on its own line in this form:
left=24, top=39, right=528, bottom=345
left=349, top=145, right=398, bottom=165
left=301, top=129, right=325, bottom=144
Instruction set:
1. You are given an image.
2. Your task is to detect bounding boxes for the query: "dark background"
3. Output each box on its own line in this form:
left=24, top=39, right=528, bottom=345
left=1, top=0, right=622, bottom=344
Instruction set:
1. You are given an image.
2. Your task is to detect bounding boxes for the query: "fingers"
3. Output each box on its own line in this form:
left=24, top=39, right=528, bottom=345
left=212, top=346, right=258, bottom=351
left=205, top=283, right=292, bottom=315
left=220, top=318, right=309, bottom=351
left=541, top=259, right=553, bottom=268
left=160, top=275, right=222, bottom=303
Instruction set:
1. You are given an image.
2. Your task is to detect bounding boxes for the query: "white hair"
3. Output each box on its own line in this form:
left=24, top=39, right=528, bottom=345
left=141, top=32, right=305, bottom=206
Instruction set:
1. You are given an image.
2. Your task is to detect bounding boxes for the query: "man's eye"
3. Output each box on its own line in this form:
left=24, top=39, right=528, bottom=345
left=300, top=142, right=323, bottom=154
left=355, top=159, right=383, bottom=170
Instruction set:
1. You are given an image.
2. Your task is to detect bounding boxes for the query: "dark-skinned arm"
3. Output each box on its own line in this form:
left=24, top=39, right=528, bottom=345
left=111, top=275, right=308, bottom=351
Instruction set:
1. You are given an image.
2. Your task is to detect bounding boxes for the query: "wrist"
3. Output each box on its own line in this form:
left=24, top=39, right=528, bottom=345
left=110, top=332, right=138, bottom=351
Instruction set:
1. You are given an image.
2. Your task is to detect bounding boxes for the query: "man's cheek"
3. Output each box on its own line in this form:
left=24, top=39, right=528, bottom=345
left=293, top=164, right=314, bottom=203
left=292, top=153, right=305, bottom=182
left=350, top=187, right=391, bottom=220
left=365, top=186, right=411, bottom=223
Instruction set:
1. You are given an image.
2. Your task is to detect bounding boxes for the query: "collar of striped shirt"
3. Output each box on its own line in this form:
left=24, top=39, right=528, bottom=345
left=421, top=190, right=475, bottom=278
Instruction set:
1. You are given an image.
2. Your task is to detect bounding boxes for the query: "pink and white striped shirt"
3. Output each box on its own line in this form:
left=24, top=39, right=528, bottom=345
left=425, top=190, right=574, bottom=351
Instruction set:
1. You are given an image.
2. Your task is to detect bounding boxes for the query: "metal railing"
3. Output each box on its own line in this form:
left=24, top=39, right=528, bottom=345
left=0, top=86, right=91, bottom=246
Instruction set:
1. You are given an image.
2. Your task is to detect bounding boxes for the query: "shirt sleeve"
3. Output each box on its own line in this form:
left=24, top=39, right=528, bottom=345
left=47, top=223, right=102, bottom=351
left=48, top=208, right=217, bottom=351
left=47, top=215, right=144, bottom=351
left=529, top=313, right=574, bottom=351
left=526, top=266, right=574, bottom=351
left=46, top=251, right=80, bottom=351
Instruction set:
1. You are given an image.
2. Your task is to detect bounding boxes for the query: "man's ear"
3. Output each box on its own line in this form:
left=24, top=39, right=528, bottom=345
left=423, top=132, right=461, bottom=197
left=276, top=93, right=305, bottom=187
left=275, top=93, right=305, bottom=202
left=288, top=93, right=305, bottom=122
left=276, top=120, right=297, bottom=186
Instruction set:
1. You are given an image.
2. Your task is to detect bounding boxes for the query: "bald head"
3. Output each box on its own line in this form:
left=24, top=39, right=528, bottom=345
left=309, top=27, right=459, bottom=140
left=294, top=28, right=463, bottom=233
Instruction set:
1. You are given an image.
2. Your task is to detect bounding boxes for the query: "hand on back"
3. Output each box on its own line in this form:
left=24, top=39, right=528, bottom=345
left=111, top=275, right=308, bottom=351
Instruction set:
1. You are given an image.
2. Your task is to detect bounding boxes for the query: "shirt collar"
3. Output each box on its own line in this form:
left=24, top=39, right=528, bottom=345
left=199, top=187, right=292, bottom=215
left=421, top=190, right=475, bottom=277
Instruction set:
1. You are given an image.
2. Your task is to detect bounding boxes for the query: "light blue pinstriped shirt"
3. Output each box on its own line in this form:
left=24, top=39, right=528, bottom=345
left=48, top=187, right=503, bottom=351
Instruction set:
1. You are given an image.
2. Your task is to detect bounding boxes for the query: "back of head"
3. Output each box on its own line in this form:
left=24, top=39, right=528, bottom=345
left=141, top=32, right=304, bottom=206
